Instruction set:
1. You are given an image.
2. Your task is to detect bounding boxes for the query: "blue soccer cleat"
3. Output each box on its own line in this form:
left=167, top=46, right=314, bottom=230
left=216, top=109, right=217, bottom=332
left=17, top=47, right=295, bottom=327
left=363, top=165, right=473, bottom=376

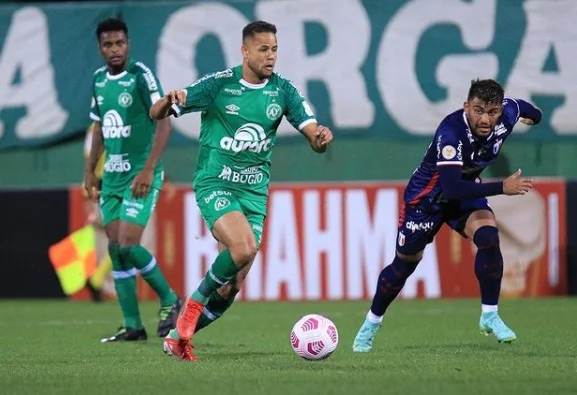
left=479, top=311, right=517, bottom=343
left=352, top=318, right=381, bottom=352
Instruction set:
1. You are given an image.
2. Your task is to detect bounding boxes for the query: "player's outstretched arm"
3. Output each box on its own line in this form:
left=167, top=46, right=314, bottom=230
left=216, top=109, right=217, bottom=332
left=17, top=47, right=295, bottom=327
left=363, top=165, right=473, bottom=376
left=150, top=89, right=187, bottom=120
left=84, top=121, right=104, bottom=201
left=301, top=123, right=333, bottom=153
left=515, top=98, right=542, bottom=126
left=438, top=165, right=533, bottom=200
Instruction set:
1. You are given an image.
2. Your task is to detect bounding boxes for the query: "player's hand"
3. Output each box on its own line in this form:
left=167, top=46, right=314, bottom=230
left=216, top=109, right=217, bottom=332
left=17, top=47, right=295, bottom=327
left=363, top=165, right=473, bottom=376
left=165, top=89, right=187, bottom=106
left=503, top=169, right=533, bottom=196
left=518, top=117, right=535, bottom=126
left=312, top=125, right=333, bottom=152
left=84, top=171, right=100, bottom=202
left=131, top=168, right=154, bottom=199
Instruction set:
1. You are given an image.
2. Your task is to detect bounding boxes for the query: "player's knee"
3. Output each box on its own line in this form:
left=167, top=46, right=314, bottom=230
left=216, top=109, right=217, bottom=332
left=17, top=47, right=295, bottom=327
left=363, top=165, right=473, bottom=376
left=229, top=237, right=258, bottom=267
left=473, top=226, right=500, bottom=249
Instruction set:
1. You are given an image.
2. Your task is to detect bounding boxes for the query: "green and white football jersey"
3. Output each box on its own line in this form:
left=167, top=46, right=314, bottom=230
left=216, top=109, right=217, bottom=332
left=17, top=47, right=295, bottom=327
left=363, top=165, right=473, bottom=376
left=174, top=65, right=316, bottom=198
left=89, top=59, right=164, bottom=193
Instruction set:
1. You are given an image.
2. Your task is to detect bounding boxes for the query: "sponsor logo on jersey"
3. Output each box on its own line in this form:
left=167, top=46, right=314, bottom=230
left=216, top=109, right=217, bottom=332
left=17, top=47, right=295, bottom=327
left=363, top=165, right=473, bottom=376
left=495, top=123, right=507, bottom=136
left=118, top=92, right=133, bottom=108
left=102, top=110, right=131, bottom=139
left=215, top=69, right=233, bottom=79
left=225, top=104, right=240, bottom=115
left=97, top=96, right=104, bottom=106
left=263, top=89, right=279, bottom=97
left=218, top=165, right=265, bottom=185
left=203, top=189, right=232, bottom=204
left=95, top=81, right=106, bottom=88
left=118, top=79, right=134, bottom=87
left=265, top=103, right=282, bottom=120
left=224, top=88, right=243, bottom=96
left=220, top=123, right=272, bottom=153
left=105, top=154, right=131, bottom=173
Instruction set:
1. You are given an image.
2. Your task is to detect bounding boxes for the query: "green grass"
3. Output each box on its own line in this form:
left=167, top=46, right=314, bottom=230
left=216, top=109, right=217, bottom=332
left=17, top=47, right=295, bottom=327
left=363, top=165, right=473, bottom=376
left=1, top=298, right=576, bottom=395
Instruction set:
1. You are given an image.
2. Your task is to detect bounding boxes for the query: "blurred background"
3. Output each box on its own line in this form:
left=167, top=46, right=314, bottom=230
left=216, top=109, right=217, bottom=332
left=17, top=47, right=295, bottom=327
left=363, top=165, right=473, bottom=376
left=0, top=0, right=575, bottom=302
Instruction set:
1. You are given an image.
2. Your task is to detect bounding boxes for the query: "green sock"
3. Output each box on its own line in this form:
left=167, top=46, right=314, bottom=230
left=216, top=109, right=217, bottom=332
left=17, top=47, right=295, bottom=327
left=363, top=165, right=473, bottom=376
left=119, top=245, right=177, bottom=307
left=109, top=243, right=142, bottom=329
left=194, top=291, right=237, bottom=333
left=191, top=249, right=240, bottom=304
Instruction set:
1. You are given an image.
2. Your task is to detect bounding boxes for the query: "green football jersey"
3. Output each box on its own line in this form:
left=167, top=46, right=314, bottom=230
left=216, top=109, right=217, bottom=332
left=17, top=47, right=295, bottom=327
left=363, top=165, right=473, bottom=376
left=173, top=65, right=317, bottom=197
left=89, top=59, right=164, bottom=193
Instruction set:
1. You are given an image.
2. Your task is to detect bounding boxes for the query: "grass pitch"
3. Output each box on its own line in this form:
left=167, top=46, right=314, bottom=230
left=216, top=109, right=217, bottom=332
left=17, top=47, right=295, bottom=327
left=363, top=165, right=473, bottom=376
left=1, top=298, right=576, bottom=395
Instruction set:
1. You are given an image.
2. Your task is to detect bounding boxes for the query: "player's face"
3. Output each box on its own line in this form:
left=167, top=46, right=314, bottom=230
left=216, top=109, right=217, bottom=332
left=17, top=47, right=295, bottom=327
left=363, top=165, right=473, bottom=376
left=98, top=31, right=129, bottom=71
left=242, top=32, right=278, bottom=80
left=464, top=98, right=503, bottom=138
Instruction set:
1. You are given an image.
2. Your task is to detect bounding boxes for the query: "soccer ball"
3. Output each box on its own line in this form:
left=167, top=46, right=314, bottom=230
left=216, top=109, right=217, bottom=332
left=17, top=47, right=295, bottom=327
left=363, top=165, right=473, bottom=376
left=290, top=314, right=339, bottom=360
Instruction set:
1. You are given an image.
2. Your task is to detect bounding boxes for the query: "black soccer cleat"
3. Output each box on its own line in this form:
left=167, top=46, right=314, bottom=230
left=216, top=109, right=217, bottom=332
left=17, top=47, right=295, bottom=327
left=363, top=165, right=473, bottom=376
left=157, top=298, right=182, bottom=337
left=100, top=327, right=147, bottom=343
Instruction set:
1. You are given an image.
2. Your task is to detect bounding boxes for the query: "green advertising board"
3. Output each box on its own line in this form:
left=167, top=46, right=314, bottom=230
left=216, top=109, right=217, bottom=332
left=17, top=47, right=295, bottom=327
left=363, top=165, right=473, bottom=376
left=0, top=0, right=575, bottom=149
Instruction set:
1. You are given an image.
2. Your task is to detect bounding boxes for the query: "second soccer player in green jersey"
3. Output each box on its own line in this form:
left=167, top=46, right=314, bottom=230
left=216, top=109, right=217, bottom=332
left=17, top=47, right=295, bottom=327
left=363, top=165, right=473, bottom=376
left=151, top=20, right=334, bottom=362
left=85, top=18, right=181, bottom=342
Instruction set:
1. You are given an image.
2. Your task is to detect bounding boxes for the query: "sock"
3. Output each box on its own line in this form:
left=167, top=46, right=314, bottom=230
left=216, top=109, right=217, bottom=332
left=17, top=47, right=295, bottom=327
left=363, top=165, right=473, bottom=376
left=194, top=291, right=237, bottom=333
left=191, top=249, right=240, bottom=304
left=109, top=243, right=142, bottom=329
left=119, top=245, right=177, bottom=307
left=473, top=227, right=503, bottom=306
left=481, top=304, right=499, bottom=313
left=366, top=310, right=383, bottom=324
left=370, top=255, right=419, bottom=317
left=89, top=254, right=113, bottom=290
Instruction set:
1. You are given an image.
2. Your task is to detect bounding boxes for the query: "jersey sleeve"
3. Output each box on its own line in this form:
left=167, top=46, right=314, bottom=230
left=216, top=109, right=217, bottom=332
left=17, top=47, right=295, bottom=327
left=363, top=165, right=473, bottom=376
left=89, top=93, right=100, bottom=122
left=172, top=72, right=224, bottom=117
left=282, top=78, right=317, bottom=131
left=435, top=122, right=464, bottom=167
left=135, top=62, right=164, bottom=114
left=503, top=97, right=542, bottom=126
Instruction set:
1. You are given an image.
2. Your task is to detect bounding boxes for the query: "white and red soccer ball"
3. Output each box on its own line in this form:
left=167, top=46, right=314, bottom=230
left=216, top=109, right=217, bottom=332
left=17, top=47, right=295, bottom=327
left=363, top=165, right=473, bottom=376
left=290, top=314, right=339, bottom=360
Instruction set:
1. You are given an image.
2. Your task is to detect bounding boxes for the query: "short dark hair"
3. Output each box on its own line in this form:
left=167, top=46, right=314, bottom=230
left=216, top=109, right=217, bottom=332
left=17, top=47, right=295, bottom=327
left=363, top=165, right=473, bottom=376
left=96, top=18, right=128, bottom=40
left=467, top=78, right=504, bottom=105
left=242, top=20, right=277, bottom=41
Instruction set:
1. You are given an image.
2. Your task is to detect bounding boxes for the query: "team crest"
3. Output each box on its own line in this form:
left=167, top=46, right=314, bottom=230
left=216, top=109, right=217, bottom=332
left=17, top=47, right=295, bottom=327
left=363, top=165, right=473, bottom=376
left=214, top=197, right=231, bottom=211
left=118, top=92, right=133, bottom=108
left=266, top=103, right=282, bottom=120
left=398, top=231, right=405, bottom=247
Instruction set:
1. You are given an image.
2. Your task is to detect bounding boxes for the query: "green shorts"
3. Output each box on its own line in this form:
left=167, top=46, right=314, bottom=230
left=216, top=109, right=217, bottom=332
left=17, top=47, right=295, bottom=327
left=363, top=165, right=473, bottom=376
left=99, top=188, right=160, bottom=227
left=195, top=188, right=266, bottom=246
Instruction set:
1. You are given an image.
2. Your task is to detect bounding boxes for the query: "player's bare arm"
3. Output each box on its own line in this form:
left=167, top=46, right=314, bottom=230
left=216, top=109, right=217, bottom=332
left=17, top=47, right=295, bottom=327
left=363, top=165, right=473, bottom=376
left=131, top=118, right=171, bottom=198
left=84, top=121, right=104, bottom=201
left=149, top=89, right=187, bottom=120
left=302, top=123, right=333, bottom=153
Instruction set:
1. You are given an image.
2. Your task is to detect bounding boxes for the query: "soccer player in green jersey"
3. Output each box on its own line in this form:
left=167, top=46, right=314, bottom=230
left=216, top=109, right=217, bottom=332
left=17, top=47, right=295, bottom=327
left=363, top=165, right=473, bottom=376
left=150, top=20, right=334, bottom=362
left=84, top=18, right=181, bottom=342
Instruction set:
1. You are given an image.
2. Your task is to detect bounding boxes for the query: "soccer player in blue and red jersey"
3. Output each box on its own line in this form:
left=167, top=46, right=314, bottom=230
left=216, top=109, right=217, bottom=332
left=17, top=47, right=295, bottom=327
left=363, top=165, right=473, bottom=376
left=353, top=79, right=542, bottom=351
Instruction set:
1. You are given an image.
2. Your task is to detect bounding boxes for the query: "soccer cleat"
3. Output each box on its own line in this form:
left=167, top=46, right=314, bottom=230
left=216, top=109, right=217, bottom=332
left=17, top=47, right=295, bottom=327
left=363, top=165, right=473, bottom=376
left=157, top=298, right=183, bottom=337
left=352, top=318, right=381, bottom=352
left=479, top=312, right=517, bottom=343
left=100, top=327, right=147, bottom=343
left=176, top=297, right=204, bottom=341
left=163, top=330, right=197, bottom=362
